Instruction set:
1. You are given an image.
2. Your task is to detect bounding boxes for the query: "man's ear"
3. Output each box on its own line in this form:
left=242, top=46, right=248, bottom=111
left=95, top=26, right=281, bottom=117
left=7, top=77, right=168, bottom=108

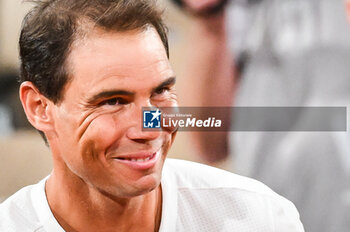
left=19, top=81, right=54, bottom=132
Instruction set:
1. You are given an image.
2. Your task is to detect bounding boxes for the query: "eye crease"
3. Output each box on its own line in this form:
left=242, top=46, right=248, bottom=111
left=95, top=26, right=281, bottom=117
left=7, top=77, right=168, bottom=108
left=100, top=97, right=128, bottom=106
left=153, top=86, right=170, bottom=96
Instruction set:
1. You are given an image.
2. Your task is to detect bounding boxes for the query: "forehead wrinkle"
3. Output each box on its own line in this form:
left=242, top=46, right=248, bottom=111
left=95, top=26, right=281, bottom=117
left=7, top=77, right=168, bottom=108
left=73, top=56, right=170, bottom=87
left=88, top=60, right=173, bottom=87
left=123, top=58, right=170, bottom=71
left=113, top=61, right=174, bottom=84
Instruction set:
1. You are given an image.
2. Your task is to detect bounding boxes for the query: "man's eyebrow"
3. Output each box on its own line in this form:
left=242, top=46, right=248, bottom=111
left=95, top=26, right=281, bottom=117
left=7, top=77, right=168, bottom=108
left=87, top=90, right=134, bottom=103
left=86, top=77, right=176, bottom=103
left=152, top=77, right=176, bottom=92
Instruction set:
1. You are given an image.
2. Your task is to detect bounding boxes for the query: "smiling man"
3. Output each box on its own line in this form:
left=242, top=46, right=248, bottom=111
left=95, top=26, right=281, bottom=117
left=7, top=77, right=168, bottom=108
left=0, top=0, right=304, bottom=231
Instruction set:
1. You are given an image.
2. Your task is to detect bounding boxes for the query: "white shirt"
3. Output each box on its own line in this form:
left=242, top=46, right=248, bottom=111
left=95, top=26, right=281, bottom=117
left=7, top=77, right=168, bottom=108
left=0, top=159, right=304, bottom=231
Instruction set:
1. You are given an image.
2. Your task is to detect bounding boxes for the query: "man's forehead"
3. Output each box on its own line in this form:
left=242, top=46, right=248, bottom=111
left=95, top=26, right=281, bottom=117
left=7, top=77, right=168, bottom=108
left=65, top=27, right=170, bottom=80
left=69, top=24, right=159, bottom=54
left=67, top=27, right=168, bottom=68
left=60, top=26, right=173, bottom=100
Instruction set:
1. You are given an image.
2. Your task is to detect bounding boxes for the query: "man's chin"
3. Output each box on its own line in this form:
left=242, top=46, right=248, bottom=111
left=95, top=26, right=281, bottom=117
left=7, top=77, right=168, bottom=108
left=126, top=174, right=161, bottom=197
left=101, top=174, right=161, bottom=199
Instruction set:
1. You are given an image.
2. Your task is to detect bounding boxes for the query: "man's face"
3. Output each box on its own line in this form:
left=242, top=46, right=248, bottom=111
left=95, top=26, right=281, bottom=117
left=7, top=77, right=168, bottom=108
left=50, top=27, right=177, bottom=197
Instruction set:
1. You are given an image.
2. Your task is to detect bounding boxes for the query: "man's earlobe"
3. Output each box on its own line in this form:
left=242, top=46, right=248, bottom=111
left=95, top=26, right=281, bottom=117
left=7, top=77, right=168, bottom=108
left=19, top=81, right=54, bottom=132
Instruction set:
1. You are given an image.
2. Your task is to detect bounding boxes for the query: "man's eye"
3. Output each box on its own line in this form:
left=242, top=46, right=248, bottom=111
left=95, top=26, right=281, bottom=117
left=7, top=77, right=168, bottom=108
left=154, top=87, right=169, bottom=95
left=100, top=98, right=127, bottom=106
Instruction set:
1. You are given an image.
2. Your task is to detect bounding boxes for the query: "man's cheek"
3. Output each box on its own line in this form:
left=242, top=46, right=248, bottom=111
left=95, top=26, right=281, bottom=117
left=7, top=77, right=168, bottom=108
left=158, top=132, right=173, bottom=156
left=86, top=114, right=122, bottom=146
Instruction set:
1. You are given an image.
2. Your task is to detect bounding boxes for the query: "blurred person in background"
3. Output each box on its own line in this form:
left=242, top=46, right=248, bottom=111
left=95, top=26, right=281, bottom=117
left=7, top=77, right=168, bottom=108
left=0, top=71, right=32, bottom=136
left=171, top=0, right=350, bottom=231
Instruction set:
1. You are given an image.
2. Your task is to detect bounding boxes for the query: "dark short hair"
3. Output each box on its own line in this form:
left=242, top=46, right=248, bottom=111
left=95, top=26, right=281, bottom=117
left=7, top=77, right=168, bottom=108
left=19, top=0, right=169, bottom=103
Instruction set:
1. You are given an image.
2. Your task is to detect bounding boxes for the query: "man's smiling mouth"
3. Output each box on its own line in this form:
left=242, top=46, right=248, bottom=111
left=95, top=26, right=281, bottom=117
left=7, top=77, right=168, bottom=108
left=115, top=152, right=156, bottom=162
left=111, top=149, right=161, bottom=170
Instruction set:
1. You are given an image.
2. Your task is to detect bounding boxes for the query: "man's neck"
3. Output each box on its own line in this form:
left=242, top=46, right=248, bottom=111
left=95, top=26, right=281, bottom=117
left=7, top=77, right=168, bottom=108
left=45, top=171, right=162, bottom=232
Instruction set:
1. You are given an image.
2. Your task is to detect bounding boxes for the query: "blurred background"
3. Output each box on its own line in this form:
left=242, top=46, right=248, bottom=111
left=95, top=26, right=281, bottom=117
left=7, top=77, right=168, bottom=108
left=2, top=1, right=350, bottom=232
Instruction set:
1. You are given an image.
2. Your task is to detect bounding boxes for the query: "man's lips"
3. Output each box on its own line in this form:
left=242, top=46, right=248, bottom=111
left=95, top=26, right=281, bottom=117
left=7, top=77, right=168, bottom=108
left=110, top=149, right=161, bottom=170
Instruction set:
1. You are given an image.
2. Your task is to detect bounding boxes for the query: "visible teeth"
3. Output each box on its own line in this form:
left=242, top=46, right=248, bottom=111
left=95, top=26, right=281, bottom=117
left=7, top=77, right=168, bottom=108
left=116, top=153, right=155, bottom=162
left=127, top=156, right=152, bottom=162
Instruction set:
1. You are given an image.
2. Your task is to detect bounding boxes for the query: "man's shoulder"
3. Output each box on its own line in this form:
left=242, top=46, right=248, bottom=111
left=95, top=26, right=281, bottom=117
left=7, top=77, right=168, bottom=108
left=0, top=181, right=45, bottom=232
left=164, top=158, right=276, bottom=196
left=163, top=159, right=304, bottom=231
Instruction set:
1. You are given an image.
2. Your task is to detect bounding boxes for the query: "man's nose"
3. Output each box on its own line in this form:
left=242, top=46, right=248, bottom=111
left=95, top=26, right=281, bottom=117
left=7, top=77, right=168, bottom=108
left=125, top=101, right=161, bottom=142
left=126, top=126, right=161, bottom=142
